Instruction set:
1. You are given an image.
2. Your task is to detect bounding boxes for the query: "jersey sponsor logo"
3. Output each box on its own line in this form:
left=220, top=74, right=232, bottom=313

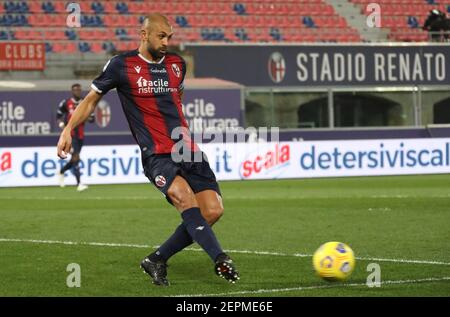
left=268, top=52, right=286, bottom=83
left=150, top=68, right=167, bottom=74
left=134, top=65, right=141, bottom=74
left=136, top=76, right=177, bottom=94
left=171, top=63, right=181, bottom=78
left=155, top=175, right=167, bottom=187
left=95, top=100, right=111, bottom=128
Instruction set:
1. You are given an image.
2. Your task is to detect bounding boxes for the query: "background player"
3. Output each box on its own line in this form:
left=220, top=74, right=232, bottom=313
left=56, top=83, right=93, bottom=191
left=56, top=14, right=239, bottom=286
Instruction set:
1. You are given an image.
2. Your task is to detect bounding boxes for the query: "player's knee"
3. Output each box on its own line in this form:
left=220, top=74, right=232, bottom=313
left=167, top=185, right=197, bottom=211
left=204, top=204, right=224, bottom=224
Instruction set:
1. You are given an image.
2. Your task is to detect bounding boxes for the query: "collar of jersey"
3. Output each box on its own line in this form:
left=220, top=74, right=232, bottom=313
left=138, top=53, right=165, bottom=64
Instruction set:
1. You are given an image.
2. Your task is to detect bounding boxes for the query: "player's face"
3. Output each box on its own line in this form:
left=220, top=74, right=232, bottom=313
left=72, top=86, right=82, bottom=100
left=142, top=23, right=173, bottom=60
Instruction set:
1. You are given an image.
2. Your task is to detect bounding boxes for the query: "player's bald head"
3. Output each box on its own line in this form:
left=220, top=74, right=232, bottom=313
left=139, top=13, right=173, bottom=60
left=141, top=13, right=172, bottom=34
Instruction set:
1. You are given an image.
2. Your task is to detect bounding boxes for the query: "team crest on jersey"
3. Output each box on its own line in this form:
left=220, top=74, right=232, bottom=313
left=268, top=52, right=286, bottom=83
left=171, top=63, right=181, bottom=78
left=155, top=175, right=167, bottom=187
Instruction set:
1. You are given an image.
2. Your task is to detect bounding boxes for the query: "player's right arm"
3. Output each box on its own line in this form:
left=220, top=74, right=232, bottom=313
left=57, top=56, right=120, bottom=158
left=57, top=90, right=102, bottom=158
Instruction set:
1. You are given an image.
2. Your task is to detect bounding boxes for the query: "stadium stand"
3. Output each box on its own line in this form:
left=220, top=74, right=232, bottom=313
left=0, top=0, right=449, bottom=53
left=350, top=0, right=449, bottom=41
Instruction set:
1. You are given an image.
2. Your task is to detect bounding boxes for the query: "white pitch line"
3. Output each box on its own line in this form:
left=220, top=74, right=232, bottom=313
left=1, top=194, right=450, bottom=200
left=1, top=238, right=450, bottom=266
left=171, top=277, right=450, bottom=297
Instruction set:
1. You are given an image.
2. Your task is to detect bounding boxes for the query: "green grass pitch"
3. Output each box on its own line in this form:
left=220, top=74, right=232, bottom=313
left=0, top=175, right=449, bottom=296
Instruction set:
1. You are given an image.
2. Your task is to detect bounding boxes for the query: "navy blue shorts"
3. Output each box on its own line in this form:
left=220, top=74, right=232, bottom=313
left=143, top=152, right=221, bottom=204
left=72, top=138, right=83, bottom=155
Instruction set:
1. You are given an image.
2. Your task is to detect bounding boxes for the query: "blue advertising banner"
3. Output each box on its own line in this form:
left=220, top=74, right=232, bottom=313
left=0, top=88, right=243, bottom=135
left=187, top=44, right=450, bottom=87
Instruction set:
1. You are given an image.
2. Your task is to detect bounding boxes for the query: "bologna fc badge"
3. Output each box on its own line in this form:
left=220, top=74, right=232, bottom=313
left=171, top=63, right=181, bottom=78
left=95, top=100, right=111, bottom=128
left=155, top=175, right=167, bottom=187
left=268, top=52, right=286, bottom=83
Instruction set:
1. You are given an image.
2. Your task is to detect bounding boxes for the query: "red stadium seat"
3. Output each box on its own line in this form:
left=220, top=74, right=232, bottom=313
left=44, top=30, right=66, bottom=40
left=78, top=2, right=94, bottom=14
left=8, top=0, right=439, bottom=46
left=90, top=42, right=103, bottom=53
left=103, top=1, right=117, bottom=14
left=53, top=1, right=68, bottom=13
left=78, top=30, right=96, bottom=40
left=28, top=1, right=42, bottom=13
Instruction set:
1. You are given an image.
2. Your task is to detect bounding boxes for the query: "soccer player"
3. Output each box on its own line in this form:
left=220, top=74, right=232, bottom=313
left=56, top=83, right=92, bottom=191
left=56, top=13, right=239, bottom=286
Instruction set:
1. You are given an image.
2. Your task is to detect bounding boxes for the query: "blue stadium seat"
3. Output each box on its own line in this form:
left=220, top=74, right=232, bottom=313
left=78, top=42, right=91, bottom=53
left=407, top=16, right=419, bottom=28
left=65, top=29, right=77, bottom=40
left=115, top=28, right=130, bottom=40
left=0, top=30, right=8, bottom=40
left=42, top=1, right=55, bottom=14
left=18, top=14, right=28, bottom=26
left=233, top=3, right=246, bottom=15
left=200, top=28, right=210, bottom=40
left=4, top=2, right=16, bottom=14
left=176, top=16, right=189, bottom=28
left=92, top=2, right=104, bottom=14
left=45, top=42, right=53, bottom=53
left=20, top=1, right=29, bottom=13
left=102, top=41, right=116, bottom=54
left=94, top=15, right=103, bottom=26
left=270, top=28, right=282, bottom=41
left=4, top=14, right=15, bottom=26
left=235, top=28, right=249, bottom=41
left=116, top=2, right=129, bottom=14
left=303, top=16, right=316, bottom=28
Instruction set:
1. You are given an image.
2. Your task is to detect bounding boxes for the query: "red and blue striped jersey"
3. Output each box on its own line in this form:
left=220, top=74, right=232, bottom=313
left=57, top=97, right=85, bottom=140
left=91, top=50, right=198, bottom=157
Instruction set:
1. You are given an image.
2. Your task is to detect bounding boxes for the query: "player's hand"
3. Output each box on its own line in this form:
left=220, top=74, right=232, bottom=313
left=57, top=128, right=72, bottom=159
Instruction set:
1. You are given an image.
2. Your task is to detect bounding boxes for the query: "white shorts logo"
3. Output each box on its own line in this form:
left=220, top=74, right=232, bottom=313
left=155, top=175, right=167, bottom=187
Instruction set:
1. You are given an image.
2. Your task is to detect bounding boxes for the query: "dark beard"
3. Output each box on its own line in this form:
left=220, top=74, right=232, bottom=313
left=147, top=46, right=164, bottom=60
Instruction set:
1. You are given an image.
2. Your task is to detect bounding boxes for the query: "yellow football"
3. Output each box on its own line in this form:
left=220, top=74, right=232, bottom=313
left=313, top=241, right=355, bottom=281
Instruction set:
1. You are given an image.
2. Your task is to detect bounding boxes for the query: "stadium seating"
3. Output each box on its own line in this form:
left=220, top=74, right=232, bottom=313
left=2, top=0, right=447, bottom=53
left=349, top=0, right=450, bottom=41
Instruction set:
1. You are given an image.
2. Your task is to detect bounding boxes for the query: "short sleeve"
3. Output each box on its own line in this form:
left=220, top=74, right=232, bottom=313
left=91, top=56, right=120, bottom=95
left=56, top=99, right=67, bottom=119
